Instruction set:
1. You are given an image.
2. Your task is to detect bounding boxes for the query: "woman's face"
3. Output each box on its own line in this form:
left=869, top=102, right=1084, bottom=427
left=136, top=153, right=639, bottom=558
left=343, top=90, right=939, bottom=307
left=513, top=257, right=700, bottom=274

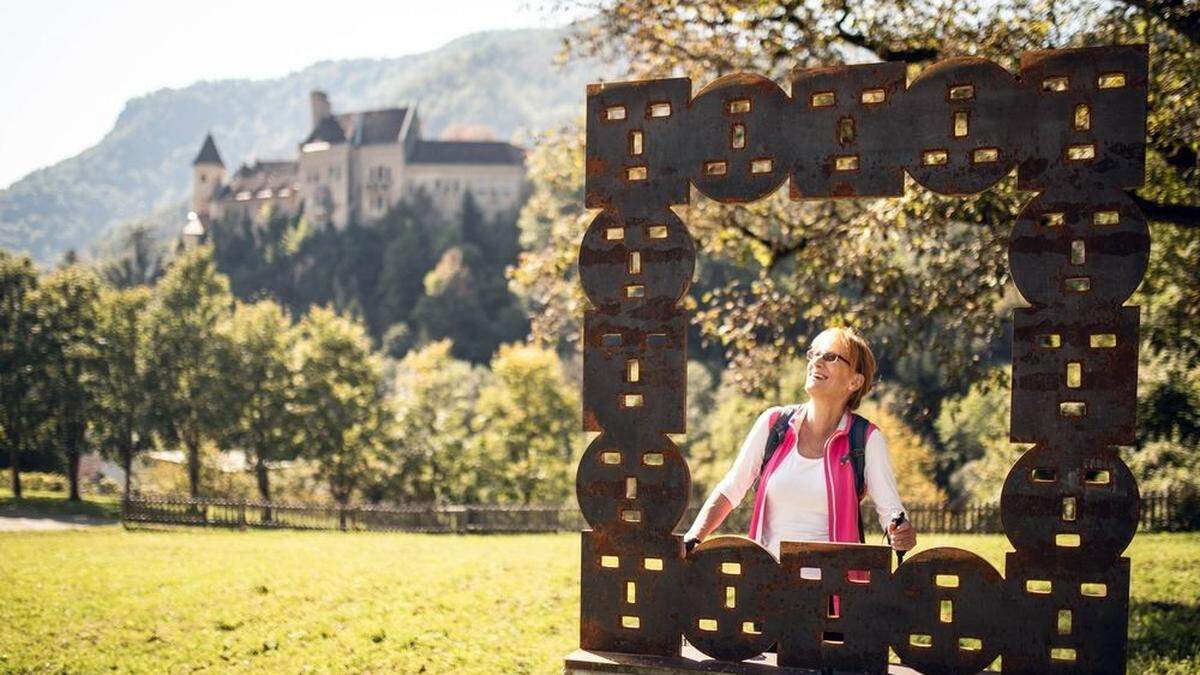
left=804, top=332, right=864, bottom=404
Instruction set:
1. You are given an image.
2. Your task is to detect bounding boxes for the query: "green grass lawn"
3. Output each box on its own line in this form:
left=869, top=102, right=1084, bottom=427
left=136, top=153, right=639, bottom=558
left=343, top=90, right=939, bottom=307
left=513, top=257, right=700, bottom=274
left=0, top=520, right=1196, bottom=673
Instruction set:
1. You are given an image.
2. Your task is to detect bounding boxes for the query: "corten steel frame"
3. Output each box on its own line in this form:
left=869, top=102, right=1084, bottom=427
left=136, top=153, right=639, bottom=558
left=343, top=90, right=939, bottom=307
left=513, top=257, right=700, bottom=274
left=575, top=45, right=1149, bottom=674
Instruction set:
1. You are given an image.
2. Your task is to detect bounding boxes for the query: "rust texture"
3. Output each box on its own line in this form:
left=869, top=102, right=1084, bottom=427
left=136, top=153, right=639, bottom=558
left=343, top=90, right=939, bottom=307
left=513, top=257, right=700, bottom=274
left=577, top=44, right=1148, bottom=673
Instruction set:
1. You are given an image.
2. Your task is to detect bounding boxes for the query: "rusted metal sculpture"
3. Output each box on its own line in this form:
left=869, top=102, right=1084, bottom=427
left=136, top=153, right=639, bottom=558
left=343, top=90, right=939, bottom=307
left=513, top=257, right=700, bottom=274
left=576, top=45, right=1148, bottom=674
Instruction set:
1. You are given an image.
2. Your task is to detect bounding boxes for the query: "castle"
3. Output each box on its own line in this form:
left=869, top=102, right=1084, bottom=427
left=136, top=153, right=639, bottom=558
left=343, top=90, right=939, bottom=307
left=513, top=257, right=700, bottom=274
left=183, top=91, right=526, bottom=242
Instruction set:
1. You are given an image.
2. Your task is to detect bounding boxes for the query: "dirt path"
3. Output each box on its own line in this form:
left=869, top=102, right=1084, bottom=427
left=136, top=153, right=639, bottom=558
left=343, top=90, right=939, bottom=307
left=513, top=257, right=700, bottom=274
left=0, top=512, right=116, bottom=531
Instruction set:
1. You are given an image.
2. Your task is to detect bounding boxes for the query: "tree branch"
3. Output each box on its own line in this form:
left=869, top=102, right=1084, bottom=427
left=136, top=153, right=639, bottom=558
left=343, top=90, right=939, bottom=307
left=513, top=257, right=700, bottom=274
left=1130, top=193, right=1200, bottom=228
left=1119, top=0, right=1200, bottom=45
left=831, top=4, right=940, bottom=63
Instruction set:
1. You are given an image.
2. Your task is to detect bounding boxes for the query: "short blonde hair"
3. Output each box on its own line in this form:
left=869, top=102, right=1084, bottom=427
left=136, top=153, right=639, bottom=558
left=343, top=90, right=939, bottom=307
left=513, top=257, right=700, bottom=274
left=813, top=327, right=876, bottom=410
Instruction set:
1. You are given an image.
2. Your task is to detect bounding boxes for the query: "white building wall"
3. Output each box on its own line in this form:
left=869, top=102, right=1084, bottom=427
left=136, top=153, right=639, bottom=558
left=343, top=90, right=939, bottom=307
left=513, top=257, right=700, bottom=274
left=351, top=144, right=408, bottom=222
left=298, top=143, right=352, bottom=228
left=405, top=163, right=525, bottom=221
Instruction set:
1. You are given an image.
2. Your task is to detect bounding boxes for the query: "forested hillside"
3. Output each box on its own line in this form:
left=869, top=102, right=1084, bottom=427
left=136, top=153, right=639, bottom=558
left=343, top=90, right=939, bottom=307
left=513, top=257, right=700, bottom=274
left=0, top=27, right=606, bottom=263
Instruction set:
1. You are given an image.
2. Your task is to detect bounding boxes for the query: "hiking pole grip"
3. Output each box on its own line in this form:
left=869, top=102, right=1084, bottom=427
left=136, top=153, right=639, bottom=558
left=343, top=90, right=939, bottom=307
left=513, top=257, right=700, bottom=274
left=890, top=511, right=908, bottom=565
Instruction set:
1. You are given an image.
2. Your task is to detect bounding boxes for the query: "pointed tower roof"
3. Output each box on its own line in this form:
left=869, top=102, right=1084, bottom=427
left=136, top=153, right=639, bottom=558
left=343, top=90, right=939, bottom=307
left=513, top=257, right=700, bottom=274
left=192, top=133, right=224, bottom=167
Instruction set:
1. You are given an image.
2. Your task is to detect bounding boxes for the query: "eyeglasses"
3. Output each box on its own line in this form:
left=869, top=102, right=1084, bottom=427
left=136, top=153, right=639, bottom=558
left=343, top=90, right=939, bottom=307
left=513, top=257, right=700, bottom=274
left=806, top=348, right=852, bottom=367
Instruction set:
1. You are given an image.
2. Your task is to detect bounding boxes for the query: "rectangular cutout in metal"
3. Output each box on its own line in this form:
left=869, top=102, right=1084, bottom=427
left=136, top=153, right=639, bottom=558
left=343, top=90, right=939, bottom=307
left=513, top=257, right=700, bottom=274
left=1067, top=144, right=1096, bottom=160
left=922, top=150, right=948, bottom=166
left=861, top=88, right=886, bottom=104
left=731, top=123, right=745, bottom=149
left=953, top=112, right=969, bottom=137
left=1056, top=533, right=1082, bottom=547
left=750, top=158, right=773, bottom=174
left=728, top=99, right=751, bottom=114
left=1062, top=496, right=1077, bottom=521
left=1037, top=333, right=1062, bottom=348
left=1066, top=362, right=1082, bottom=388
left=811, top=91, right=836, bottom=107
left=1060, top=401, right=1086, bottom=417
left=1058, top=609, right=1073, bottom=635
left=627, top=251, right=641, bottom=275
left=936, top=574, right=960, bottom=588
left=1074, top=104, right=1091, bottom=131
left=948, top=84, right=974, bottom=100
left=973, top=147, right=999, bottom=163
left=1026, top=579, right=1053, bottom=594
left=1042, top=76, right=1070, bottom=91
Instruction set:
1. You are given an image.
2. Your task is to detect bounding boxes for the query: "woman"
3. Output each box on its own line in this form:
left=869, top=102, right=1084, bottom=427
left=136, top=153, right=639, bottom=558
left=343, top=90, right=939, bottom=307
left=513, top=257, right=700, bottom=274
left=683, top=327, right=917, bottom=558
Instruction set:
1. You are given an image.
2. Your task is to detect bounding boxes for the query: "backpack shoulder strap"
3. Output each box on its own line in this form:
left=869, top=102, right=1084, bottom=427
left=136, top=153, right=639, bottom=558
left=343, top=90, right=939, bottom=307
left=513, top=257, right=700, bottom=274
left=847, top=413, right=871, bottom=497
left=848, top=413, right=871, bottom=543
left=759, top=406, right=798, bottom=478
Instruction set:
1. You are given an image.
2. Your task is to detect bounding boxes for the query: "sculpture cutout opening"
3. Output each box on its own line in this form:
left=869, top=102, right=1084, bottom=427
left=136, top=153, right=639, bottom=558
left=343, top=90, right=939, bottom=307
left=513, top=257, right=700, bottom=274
left=574, top=45, right=1148, bottom=674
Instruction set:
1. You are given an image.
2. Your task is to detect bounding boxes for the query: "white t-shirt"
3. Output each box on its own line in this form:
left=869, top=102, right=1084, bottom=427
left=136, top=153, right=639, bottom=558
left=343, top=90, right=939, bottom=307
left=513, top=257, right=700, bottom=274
left=714, top=404, right=907, bottom=558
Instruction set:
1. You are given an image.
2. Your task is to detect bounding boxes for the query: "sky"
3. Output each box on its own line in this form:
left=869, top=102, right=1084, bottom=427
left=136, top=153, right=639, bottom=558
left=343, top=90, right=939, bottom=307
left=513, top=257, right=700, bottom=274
left=0, top=0, right=583, bottom=189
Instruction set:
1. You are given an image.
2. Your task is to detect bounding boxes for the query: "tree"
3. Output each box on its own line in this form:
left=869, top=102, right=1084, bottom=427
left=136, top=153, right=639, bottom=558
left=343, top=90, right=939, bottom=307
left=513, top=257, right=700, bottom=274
left=294, top=306, right=391, bottom=510
left=380, top=340, right=486, bottom=503
left=34, top=266, right=102, bottom=501
left=855, top=402, right=945, bottom=505
left=0, top=252, right=45, bottom=499
left=529, top=0, right=1200, bottom=435
left=219, top=300, right=301, bottom=508
left=101, top=224, right=164, bottom=289
left=145, top=246, right=233, bottom=498
left=90, top=286, right=154, bottom=500
left=474, top=343, right=580, bottom=503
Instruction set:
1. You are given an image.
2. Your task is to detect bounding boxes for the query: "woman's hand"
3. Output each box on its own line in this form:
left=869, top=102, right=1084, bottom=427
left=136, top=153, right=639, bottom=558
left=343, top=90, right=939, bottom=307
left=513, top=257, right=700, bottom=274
left=888, top=520, right=916, bottom=551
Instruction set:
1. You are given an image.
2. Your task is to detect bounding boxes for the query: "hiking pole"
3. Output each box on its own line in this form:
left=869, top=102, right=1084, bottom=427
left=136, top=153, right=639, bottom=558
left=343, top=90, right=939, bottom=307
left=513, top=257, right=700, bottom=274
left=890, top=511, right=908, bottom=565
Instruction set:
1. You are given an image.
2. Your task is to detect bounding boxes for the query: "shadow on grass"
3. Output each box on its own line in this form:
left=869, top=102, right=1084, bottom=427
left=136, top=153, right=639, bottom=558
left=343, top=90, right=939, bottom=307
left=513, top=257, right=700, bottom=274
left=1128, top=600, right=1200, bottom=663
left=0, top=490, right=122, bottom=521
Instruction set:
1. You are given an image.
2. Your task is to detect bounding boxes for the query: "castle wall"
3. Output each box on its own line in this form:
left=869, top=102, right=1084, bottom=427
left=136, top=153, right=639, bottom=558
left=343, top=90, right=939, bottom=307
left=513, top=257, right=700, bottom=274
left=298, top=143, right=352, bottom=228
left=351, top=143, right=408, bottom=222
left=405, top=163, right=525, bottom=221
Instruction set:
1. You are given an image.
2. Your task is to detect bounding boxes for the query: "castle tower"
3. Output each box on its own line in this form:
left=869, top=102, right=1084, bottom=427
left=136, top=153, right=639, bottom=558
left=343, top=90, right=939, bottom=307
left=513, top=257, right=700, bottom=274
left=191, top=133, right=225, bottom=216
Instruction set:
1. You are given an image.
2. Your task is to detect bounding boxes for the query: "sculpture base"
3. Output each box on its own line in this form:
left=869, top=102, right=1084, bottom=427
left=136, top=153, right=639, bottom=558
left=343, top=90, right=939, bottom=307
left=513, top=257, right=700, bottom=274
left=564, top=646, right=922, bottom=674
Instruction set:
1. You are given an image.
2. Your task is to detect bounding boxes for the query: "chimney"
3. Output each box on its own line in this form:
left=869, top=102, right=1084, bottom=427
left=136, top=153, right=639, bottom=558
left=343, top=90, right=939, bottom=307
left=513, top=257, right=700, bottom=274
left=310, top=90, right=331, bottom=126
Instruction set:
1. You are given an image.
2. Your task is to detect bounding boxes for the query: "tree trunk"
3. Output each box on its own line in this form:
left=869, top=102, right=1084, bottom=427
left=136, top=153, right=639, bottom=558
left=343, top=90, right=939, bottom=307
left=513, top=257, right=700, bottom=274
left=8, top=448, right=19, bottom=499
left=67, top=444, right=81, bottom=501
left=255, top=455, right=272, bottom=523
left=186, top=436, right=201, bottom=499
left=121, top=442, right=132, bottom=502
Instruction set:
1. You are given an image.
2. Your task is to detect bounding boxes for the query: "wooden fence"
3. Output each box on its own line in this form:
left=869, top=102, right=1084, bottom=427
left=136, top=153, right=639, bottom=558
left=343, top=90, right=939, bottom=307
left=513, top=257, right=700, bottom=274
left=122, top=489, right=1198, bottom=534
